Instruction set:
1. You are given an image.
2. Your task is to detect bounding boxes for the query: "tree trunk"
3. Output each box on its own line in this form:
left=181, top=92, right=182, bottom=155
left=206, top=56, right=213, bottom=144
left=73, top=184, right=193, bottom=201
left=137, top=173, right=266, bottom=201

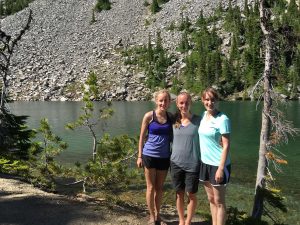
left=252, top=0, right=273, bottom=219
left=87, top=122, right=97, bottom=161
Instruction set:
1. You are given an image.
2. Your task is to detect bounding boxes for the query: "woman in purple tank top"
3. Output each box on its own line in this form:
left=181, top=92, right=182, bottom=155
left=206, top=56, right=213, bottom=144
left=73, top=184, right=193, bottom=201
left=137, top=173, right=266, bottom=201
left=137, top=89, right=173, bottom=225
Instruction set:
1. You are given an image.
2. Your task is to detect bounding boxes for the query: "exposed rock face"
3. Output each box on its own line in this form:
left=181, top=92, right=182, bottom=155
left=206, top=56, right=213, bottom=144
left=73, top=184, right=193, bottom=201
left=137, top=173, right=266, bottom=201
left=1, top=0, right=245, bottom=101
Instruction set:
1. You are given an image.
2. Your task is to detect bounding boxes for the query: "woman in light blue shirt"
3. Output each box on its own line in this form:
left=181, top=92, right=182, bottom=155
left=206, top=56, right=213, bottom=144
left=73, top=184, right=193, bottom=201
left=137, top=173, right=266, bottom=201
left=198, top=87, right=231, bottom=225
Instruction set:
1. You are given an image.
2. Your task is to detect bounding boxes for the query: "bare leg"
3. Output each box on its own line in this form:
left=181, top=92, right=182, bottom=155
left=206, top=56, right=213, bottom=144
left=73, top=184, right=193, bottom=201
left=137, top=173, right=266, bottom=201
left=185, top=192, right=197, bottom=225
left=212, top=185, right=226, bottom=225
left=204, top=182, right=217, bottom=225
left=144, top=168, right=156, bottom=223
left=154, top=169, right=168, bottom=222
left=176, top=191, right=185, bottom=225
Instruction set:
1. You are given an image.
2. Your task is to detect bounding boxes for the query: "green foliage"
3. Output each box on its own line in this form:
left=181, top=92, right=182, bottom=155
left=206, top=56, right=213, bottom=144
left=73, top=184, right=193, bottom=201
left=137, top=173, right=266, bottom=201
left=177, top=30, right=190, bottom=53
left=0, top=0, right=33, bottom=16
left=32, top=118, right=68, bottom=168
left=157, top=0, right=169, bottom=3
left=85, top=134, right=137, bottom=188
left=175, top=0, right=298, bottom=97
left=66, top=72, right=113, bottom=131
left=170, top=76, right=183, bottom=94
left=224, top=2, right=243, bottom=34
left=65, top=71, right=113, bottom=161
left=167, top=20, right=176, bottom=31
left=64, top=134, right=138, bottom=191
left=90, top=9, right=96, bottom=24
left=150, top=0, right=169, bottom=14
left=0, top=156, right=29, bottom=176
left=121, top=33, right=172, bottom=90
left=0, top=110, right=35, bottom=159
left=177, top=15, right=224, bottom=94
left=227, top=207, right=269, bottom=225
left=143, top=0, right=150, bottom=7
left=26, top=118, right=67, bottom=189
left=178, top=14, right=192, bottom=32
left=95, top=0, right=111, bottom=12
left=151, top=0, right=160, bottom=14
left=120, top=0, right=300, bottom=98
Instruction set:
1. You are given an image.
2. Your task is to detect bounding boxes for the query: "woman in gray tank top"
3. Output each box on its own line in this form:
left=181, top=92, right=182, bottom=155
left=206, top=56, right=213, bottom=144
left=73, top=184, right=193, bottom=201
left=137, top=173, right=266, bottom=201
left=170, top=91, right=201, bottom=225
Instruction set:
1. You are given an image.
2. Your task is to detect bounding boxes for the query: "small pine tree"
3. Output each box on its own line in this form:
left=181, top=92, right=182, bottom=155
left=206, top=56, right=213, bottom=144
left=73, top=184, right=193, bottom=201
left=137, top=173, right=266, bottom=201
left=229, top=33, right=239, bottom=61
left=0, top=1, right=4, bottom=16
left=155, top=31, right=163, bottom=54
left=147, top=35, right=154, bottom=62
left=95, top=0, right=111, bottom=12
left=34, top=118, right=68, bottom=169
left=91, top=9, right=96, bottom=24
left=151, top=0, right=160, bottom=14
left=196, top=10, right=207, bottom=28
left=178, top=30, right=190, bottom=53
left=65, top=71, right=113, bottom=161
left=244, top=0, right=249, bottom=16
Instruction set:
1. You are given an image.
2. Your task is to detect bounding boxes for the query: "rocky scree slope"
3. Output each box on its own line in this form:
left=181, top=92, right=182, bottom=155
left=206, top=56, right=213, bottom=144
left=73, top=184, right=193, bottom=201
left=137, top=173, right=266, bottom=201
left=2, top=0, right=244, bottom=101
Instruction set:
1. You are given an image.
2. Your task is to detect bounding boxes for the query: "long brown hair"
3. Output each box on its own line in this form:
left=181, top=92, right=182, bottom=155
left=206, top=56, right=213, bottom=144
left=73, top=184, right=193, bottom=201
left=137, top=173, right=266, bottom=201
left=174, top=90, right=192, bottom=128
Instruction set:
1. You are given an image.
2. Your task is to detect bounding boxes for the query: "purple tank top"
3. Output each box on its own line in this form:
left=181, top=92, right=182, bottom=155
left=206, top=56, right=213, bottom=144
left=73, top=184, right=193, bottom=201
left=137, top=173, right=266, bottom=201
left=142, top=111, right=172, bottom=158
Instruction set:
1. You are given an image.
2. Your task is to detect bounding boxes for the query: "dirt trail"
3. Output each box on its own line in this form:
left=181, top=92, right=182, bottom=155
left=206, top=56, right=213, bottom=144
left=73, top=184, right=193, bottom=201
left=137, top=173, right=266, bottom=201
left=0, top=174, right=208, bottom=225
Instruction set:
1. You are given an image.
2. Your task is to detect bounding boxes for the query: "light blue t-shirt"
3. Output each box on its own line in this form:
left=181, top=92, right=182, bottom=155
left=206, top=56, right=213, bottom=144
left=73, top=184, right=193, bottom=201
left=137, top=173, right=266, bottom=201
left=198, top=111, right=231, bottom=166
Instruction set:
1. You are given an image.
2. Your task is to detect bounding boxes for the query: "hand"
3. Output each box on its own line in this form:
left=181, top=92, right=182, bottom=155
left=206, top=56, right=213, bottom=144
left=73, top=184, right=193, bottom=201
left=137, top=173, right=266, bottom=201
left=136, top=157, right=143, bottom=168
left=215, top=168, right=224, bottom=184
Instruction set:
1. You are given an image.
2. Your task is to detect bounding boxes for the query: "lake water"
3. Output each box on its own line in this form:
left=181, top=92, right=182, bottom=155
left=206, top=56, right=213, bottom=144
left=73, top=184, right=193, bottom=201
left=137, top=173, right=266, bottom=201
left=8, top=101, right=300, bottom=202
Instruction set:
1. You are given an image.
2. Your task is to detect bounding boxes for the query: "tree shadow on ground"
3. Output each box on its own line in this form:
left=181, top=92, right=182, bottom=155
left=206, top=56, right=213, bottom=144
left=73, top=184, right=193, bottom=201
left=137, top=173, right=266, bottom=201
left=166, top=221, right=210, bottom=225
left=0, top=194, right=107, bottom=225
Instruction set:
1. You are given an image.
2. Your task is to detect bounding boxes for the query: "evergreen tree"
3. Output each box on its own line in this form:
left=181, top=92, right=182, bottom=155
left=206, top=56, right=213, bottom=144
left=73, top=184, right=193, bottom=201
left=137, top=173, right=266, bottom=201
left=287, top=0, right=298, bottom=16
left=147, top=35, right=154, bottom=62
left=65, top=71, right=113, bottom=161
left=90, top=9, right=96, bottom=24
left=244, top=0, right=250, bottom=16
left=179, top=14, right=191, bottom=32
left=229, top=33, right=239, bottom=61
left=178, top=30, right=190, bottom=53
left=33, top=118, right=68, bottom=170
left=196, top=10, right=207, bottom=28
left=289, top=49, right=300, bottom=94
left=0, top=111, right=34, bottom=159
left=151, top=0, right=160, bottom=14
left=0, top=1, right=4, bottom=16
left=155, top=31, right=163, bottom=54
left=95, top=0, right=111, bottom=12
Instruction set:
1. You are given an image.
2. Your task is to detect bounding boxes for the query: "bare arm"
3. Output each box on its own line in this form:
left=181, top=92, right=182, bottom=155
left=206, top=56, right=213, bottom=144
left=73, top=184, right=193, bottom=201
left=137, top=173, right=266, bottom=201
left=215, top=133, right=230, bottom=183
left=137, top=111, right=152, bottom=168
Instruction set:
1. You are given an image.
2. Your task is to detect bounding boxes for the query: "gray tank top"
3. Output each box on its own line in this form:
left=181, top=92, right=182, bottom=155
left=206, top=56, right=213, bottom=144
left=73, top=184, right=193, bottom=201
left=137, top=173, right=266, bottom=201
left=171, top=115, right=201, bottom=172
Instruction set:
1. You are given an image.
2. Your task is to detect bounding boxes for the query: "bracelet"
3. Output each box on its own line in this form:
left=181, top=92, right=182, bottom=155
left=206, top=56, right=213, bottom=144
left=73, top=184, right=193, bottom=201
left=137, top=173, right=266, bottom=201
left=138, top=157, right=142, bottom=158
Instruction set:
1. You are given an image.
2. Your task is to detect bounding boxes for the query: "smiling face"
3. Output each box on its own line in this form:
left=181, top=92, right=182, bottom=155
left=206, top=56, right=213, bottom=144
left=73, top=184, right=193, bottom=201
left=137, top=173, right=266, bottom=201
left=155, top=92, right=170, bottom=112
left=201, top=89, right=219, bottom=113
left=176, top=93, right=191, bottom=115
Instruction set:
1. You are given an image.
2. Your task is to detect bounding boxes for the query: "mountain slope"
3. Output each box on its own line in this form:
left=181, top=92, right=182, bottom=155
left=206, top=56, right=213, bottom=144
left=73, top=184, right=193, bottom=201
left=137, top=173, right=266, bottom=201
left=2, top=0, right=243, bottom=101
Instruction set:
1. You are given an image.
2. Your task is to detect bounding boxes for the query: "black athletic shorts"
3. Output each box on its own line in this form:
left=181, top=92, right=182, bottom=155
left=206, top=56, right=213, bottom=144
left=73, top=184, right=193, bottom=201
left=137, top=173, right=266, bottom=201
left=142, top=155, right=170, bottom=170
left=199, top=161, right=231, bottom=186
left=170, top=161, right=199, bottom=193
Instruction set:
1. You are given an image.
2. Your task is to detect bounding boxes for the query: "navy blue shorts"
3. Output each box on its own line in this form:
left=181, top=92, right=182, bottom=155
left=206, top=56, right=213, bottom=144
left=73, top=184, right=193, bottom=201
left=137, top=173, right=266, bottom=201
left=142, top=155, right=170, bottom=170
left=170, top=162, right=199, bottom=193
left=199, top=162, right=231, bottom=186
